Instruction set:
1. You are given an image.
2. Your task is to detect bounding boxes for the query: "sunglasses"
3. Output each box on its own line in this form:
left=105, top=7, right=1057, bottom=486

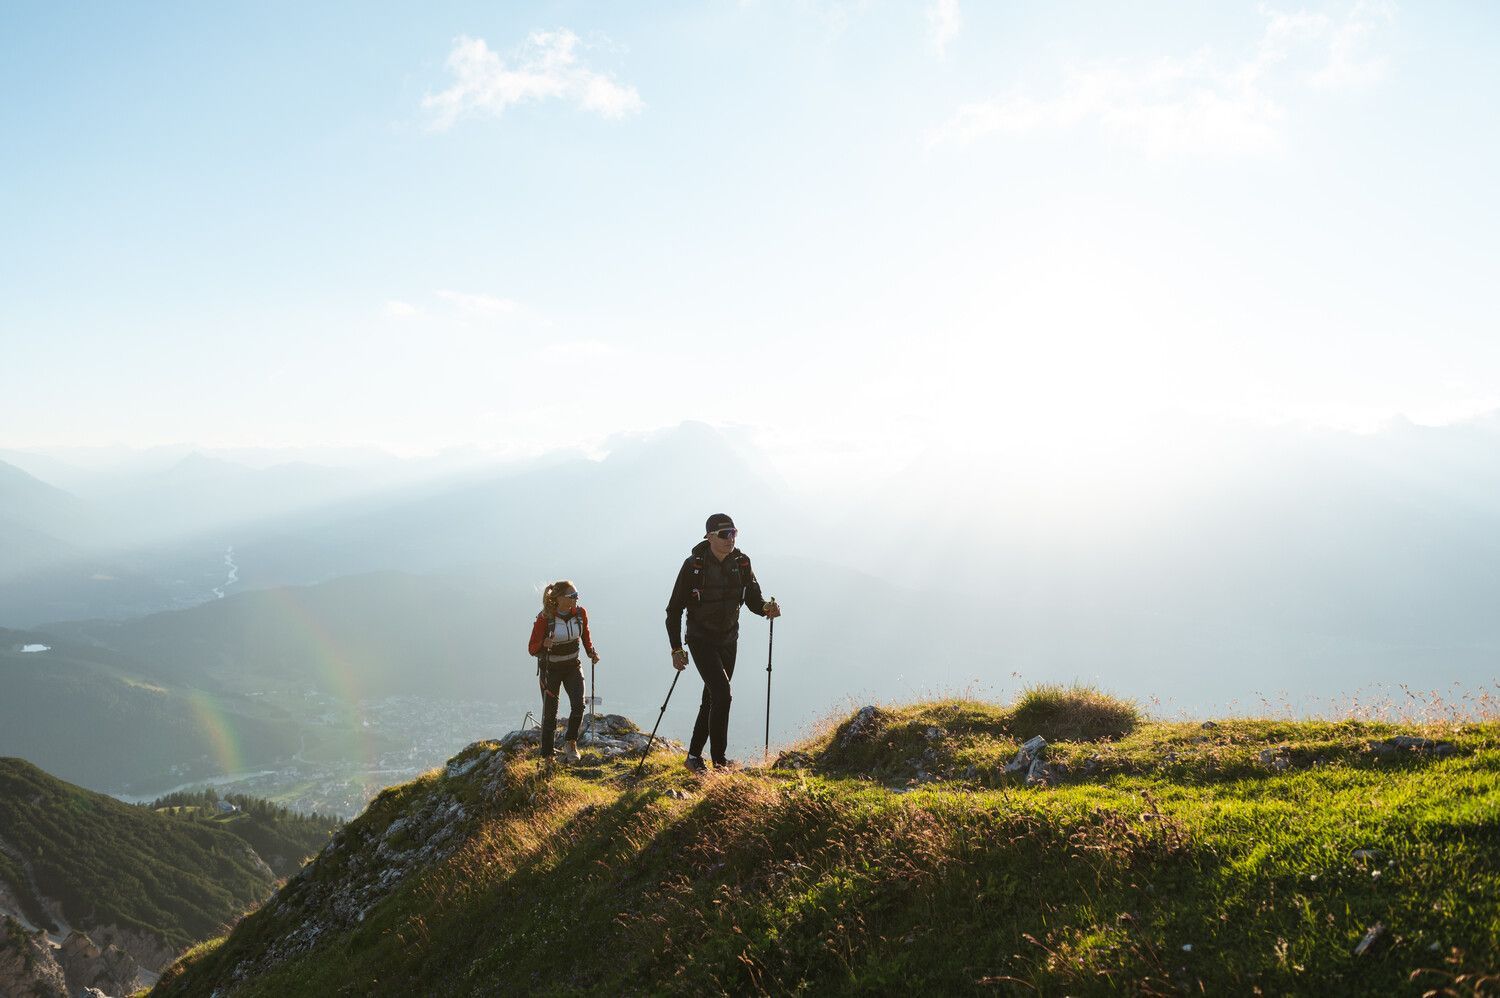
left=712, top=528, right=738, bottom=540
left=560, top=591, right=579, bottom=599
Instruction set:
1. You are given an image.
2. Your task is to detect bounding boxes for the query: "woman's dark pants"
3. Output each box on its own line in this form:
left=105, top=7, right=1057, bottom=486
left=688, top=635, right=738, bottom=765
left=539, top=659, right=584, bottom=756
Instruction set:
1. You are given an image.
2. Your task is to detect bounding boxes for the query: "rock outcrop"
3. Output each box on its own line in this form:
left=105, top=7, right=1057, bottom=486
left=57, top=930, right=145, bottom=996
left=1369, top=736, right=1457, bottom=758
left=215, top=715, right=681, bottom=988
left=89, top=923, right=176, bottom=975
left=492, top=712, right=661, bottom=760
left=837, top=706, right=885, bottom=750
left=0, top=916, right=68, bottom=998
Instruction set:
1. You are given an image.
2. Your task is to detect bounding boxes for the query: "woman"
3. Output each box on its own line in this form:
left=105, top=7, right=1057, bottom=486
left=527, top=580, right=600, bottom=762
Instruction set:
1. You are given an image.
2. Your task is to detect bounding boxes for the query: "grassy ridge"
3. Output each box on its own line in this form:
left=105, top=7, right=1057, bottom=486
left=156, top=693, right=1499, bottom=995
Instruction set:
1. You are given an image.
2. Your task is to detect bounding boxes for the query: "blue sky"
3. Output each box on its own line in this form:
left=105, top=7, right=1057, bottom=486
left=3, top=1, right=1497, bottom=487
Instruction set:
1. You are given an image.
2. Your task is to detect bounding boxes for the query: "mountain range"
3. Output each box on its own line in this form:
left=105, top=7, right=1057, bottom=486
left=3, top=419, right=1499, bottom=799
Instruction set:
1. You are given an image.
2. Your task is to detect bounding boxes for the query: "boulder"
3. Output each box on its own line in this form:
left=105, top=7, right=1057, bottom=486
left=1369, top=736, right=1457, bottom=758
left=1004, top=736, right=1048, bottom=776
left=836, top=706, right=885, bottom=750
left=1258, top=747, right=1291, bottom=771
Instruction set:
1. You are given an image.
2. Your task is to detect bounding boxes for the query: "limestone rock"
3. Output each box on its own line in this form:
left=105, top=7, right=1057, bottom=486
left=57, top=930, right=145, bottom=996
left=499, top=714, right=663, bottom=760
left=1004, top=735, right=1047, bottom=776
left=0, top=916, right=68, bottom=998
left=837, top=706, right=885, bottom=750
left=89, top=923, right=176, bottom=973
left=1258, top=747, right=1291, bottom=771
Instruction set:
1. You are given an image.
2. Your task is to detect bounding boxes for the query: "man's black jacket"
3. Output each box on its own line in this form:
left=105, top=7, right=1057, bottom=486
left=665, top=539, right=768, bottom=650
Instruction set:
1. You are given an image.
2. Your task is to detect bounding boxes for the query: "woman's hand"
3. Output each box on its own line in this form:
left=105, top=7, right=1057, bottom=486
left=542, top=637, right=555, bottom=650
left=589, top=652, right=601, bottom=665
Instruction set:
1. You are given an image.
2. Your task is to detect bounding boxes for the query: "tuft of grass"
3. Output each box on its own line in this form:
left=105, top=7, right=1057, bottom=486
left=1008, top=683, right=1140, bottom=742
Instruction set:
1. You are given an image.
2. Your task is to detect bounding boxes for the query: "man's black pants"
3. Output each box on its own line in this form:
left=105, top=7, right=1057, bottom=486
left=687, top=635, right=737, bottom=764
left=539, top=659, right=584, bottom=755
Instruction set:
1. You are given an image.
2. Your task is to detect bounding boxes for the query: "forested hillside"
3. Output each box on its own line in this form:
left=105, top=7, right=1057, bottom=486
left=0, top=759, right=337, bottom=960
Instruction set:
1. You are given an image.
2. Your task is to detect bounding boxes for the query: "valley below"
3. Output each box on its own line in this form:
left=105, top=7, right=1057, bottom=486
left=114, top=694, right=529, bottom=820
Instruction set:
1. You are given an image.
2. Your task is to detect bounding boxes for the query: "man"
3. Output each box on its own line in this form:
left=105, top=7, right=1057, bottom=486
left=665, top=513, right=782, bottom=771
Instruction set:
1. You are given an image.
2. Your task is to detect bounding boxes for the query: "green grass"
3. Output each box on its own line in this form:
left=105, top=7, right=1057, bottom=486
left=154, top=694, right=1500, bottom=996
left=1008, top=683, right=1140, bottom=741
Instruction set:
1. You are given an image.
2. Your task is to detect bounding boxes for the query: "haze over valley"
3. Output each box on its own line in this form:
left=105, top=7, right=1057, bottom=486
left=3, top=418, right=1497, bottom=818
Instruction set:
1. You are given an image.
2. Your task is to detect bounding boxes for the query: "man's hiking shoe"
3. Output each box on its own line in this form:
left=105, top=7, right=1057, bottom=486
left=684, top=755, right=708, bottom=773
left=712, top=758, right=739, bottom=771
left=563, top=741, right=581, bottom=762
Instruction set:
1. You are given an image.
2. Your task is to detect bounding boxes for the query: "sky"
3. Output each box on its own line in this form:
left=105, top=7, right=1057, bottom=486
left=3, top=1, right=1498, bottom=491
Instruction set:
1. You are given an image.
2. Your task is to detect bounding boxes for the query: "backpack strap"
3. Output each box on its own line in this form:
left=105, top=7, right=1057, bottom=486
left=689, top=554, right=705, bottom=602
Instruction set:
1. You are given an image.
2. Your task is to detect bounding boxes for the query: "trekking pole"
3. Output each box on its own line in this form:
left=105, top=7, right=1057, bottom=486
left=588, top=657, right=597, bottom=744
left=764, top=604, right=775, bottom=765
left=634, top=669, right=682, bottom=778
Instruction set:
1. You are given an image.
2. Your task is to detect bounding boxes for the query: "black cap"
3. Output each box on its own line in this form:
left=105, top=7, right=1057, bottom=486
left=705, top=513, right=736, bottom=534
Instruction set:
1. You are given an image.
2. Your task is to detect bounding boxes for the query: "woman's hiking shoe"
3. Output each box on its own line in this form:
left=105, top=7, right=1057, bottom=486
left=563, top=740, right=581, bottom=762
left=684, top=755, right=708, bottom=773
left=712, top=758, right=739, bottom=771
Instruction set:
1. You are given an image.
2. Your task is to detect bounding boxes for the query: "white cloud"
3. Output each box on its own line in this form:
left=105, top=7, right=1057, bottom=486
left=929, top=3, right=1394, bottom=157
left=928, top=0, right=961, bottom=59
left=1311, top=1, right=1396, bottom=90
left=423, top=31, right=644, bottom=129
left=435, top=289, right=519, bottom=320
left=383, top=300, right=422, bottom=320
left=793, top=0, right=875, bottom=37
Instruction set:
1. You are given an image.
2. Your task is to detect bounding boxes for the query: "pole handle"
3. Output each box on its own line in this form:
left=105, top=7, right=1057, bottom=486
left=766, top=602, right=775, bottom=673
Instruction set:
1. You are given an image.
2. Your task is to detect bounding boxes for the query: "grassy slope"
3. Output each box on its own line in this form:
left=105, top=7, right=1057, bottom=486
left=156, top=698, right=1499, bottom=996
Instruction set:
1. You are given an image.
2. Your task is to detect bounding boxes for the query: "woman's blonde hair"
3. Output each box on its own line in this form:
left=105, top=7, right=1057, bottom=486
left=541, top=579, right=578, bottom=618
